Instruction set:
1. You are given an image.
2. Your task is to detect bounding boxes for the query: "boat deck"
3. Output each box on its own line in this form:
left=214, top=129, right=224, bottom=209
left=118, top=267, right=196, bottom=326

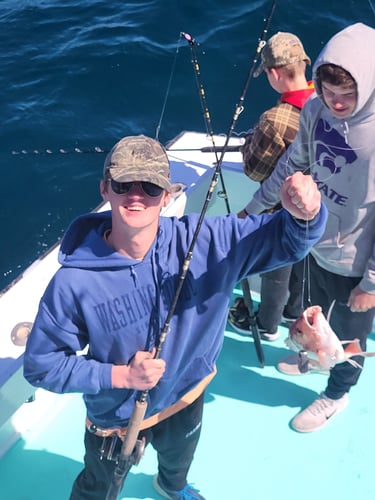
left=2, top=308, right=375, bottom=499
left=1, top=131, right=375, bottom=499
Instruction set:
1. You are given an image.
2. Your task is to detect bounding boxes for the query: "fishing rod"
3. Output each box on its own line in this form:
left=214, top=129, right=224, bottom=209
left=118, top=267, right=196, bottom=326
left=179, top=30, right=265, bottom=364
left=11, top=144, right=245, bottom=155
left=226, top=0, right=278, bottom=368
left=12, top=143, right=240, bottom=157
left=181, top=31, right=231, bottom=212
left=182, top=0, right=278, bottom=366
left=170, top=144, right=243, bottom=152
left=213, top=0, right=278, bottom=163
left=105, top=2, right=278, bottom=497
left=11, top=147, right=108, bottom=155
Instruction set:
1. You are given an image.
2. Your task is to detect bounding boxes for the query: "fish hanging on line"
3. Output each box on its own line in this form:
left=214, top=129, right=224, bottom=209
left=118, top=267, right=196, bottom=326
left=285, top=304, right=375, bottom=371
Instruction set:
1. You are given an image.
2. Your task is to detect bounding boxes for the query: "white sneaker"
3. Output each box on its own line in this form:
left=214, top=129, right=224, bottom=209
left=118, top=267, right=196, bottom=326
left=277, top=353, right=329, bottom=376
left=291, top=392, right=349, bottom=432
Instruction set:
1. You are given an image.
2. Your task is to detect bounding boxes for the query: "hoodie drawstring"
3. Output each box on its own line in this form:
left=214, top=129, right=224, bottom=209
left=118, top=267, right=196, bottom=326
left=342, top=120, right=349, bottom=144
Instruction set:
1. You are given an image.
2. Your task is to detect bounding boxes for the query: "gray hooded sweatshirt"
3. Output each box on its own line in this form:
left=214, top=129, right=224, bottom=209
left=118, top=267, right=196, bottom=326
left=245, top=22, right=375, bottom=294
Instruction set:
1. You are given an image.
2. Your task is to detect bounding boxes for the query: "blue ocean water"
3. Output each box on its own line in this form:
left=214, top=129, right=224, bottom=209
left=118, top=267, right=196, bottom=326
left=1, top=0, right=374, bottom=290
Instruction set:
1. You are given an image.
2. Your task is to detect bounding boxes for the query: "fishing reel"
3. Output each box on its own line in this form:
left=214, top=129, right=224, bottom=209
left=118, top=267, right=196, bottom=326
left=99, top=435, right=145, bottom=465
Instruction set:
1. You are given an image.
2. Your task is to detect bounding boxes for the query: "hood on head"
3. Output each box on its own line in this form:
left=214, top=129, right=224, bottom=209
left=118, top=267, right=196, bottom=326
left=312, top=23, right=375, bottom=118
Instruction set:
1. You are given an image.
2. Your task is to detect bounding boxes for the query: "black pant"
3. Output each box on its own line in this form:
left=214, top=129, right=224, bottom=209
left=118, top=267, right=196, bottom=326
left=258, top=260, right=304, bottom=332
left=69, top=393, right=204, bottom=500
left=307, top=255, right=375, bottom=399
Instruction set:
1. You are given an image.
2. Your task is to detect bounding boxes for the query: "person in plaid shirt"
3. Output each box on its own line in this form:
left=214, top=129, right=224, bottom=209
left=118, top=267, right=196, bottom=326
left=229, top=32, right=314, bottom=340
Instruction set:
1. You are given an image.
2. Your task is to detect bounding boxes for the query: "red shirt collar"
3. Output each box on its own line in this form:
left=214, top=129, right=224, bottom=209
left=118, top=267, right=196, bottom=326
left=280, top=81, right=314, bottom=109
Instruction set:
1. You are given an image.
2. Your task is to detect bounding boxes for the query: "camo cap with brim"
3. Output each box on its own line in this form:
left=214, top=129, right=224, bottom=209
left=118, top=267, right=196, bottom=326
left=254, top=32, right=311, bottom=78
left=104, top=135, right=181, bottom=193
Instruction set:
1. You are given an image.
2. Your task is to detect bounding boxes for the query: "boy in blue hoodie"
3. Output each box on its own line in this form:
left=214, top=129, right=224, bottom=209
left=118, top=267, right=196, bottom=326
left=242, top=23, right=375, bottom=433
left=23, top=134, right=325, bottom=499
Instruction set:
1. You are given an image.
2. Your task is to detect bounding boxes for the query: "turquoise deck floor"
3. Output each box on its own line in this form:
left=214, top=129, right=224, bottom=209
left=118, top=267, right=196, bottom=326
left=1, top=288, right=375, bottom=499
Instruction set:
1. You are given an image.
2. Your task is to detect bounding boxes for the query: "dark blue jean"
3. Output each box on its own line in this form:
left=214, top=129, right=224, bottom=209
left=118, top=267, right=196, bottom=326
left=307, top=255, right=375, bottom=399
left=69, top=393, right=204, bottom=499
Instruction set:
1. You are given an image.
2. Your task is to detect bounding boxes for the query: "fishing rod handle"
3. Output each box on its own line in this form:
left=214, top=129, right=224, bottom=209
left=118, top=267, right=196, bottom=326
left=121, top=399, right=148, bottom=456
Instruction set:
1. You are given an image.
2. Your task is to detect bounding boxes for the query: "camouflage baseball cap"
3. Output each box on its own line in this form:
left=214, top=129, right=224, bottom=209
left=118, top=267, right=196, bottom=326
left=254, top=32, right=311, bottom=78
left=104, top=135, right=176, bottom=192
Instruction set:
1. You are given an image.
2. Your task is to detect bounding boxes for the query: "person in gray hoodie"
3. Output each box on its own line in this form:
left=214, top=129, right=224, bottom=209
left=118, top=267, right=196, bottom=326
left=242, top=22, right=375, bottom=433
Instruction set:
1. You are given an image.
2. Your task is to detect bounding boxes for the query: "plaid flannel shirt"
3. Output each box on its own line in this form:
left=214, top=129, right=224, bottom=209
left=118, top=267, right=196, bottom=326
left=241, top=101, right=302, bottom=212
left=242, top=101, right=301, bottom=183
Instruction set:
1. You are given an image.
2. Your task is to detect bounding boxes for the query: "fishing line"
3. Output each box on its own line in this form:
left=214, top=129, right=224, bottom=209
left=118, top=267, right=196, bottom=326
left=155, top=35, right=184, bottom=141
left=301, top=227, right=312, bottom=308
left=284, top=134, right=340, bottom=311
left=284, top=147, right=314, bottom=309
left=11, top=35, right=181, bottom=156
left=181, top=31, right=231, bottom=212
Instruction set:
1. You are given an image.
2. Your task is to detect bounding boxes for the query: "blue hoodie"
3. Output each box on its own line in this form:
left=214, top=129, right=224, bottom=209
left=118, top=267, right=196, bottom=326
left=24, top=207, right=326, bottom=427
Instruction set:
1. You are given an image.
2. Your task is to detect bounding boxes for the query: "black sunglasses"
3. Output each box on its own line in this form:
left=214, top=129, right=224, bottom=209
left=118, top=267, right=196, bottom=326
left=110, top=180, right=164, bottom=197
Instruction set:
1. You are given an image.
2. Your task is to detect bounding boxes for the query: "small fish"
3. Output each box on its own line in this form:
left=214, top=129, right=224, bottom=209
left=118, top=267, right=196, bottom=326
left=285, top=304, right=375, bottom=370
